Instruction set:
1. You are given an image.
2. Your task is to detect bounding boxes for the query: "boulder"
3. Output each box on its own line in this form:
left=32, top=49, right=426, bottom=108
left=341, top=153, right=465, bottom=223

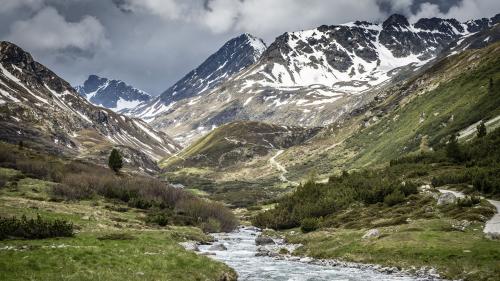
left=179, top=241, right=199, bottom=252
left=362, top=229, right=380, bottom=239
left=437, top=192, right=457, bottom=205
left=209, top=243, right=227, bottom=251
left=451, top=220, right=471, bottom=231
left=255, top=235, right=275, bottom=246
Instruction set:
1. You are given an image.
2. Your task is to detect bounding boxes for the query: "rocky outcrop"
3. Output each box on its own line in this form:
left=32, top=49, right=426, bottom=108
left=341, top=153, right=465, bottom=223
left=218, top=270, right=238, bottom=281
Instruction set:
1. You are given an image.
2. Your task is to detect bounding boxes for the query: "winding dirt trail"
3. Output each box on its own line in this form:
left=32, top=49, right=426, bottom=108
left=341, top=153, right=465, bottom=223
left=269, top=150, right=288, bottom=182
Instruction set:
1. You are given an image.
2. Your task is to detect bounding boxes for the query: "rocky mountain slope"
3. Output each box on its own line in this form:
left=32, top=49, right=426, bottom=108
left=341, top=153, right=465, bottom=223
left=149, top=14, right=499, bottom=144
left=280, top=26, right=500, bottom=181
left=0, top=41, right=181, bottom=172
left=76, top=75, right=151, bottom=112
left=161, top=23, right=500, bottom=196
left=127, top=33, right=266, bottom=124
left=162, top=121, right=321, bottom=170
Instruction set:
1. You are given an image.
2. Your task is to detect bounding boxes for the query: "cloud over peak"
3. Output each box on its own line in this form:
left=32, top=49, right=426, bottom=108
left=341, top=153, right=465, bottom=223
left=6, top=6, right=109, bottom=53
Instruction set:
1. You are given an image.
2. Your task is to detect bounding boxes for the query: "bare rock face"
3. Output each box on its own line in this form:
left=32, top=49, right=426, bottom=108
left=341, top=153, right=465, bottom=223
left=437, top=192, right=457, bottom=206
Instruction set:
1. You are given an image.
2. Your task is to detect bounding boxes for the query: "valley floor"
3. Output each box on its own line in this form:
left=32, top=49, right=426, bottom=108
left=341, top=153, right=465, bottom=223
left=0, top=167, right=236, bottom=281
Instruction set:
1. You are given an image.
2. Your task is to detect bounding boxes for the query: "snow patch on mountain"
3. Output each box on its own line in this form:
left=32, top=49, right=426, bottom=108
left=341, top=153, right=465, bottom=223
left=77, top=75, right=151, bottom=112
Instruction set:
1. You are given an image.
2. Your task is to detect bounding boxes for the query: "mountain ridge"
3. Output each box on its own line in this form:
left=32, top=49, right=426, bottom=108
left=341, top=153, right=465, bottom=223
left=0, top=41, right=181, bottom=172
left=147, top=13, right=499, bottom=145
left=126, top=33, right=266, bottom=122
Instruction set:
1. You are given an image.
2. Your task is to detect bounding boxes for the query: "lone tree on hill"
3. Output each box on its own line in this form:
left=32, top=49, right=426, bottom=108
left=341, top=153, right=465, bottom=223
left=477, top=121, right=487, bottom=138
left=489, top=77, right=494, bottom=94
left=108, top=148, right=123, bottom=173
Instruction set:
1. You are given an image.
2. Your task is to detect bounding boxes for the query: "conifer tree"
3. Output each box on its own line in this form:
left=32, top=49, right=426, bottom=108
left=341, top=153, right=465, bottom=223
left=477, top=121, right=487, bottom=138
left=108, top=148, right=123, bottom=173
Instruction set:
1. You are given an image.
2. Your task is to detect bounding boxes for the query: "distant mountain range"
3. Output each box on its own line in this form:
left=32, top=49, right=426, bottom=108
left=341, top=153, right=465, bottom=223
left=76, top=75, right=151, bottom=112
left=125, top=13, right=500, bottom=145
left=162, top=21, right=500, bottom=188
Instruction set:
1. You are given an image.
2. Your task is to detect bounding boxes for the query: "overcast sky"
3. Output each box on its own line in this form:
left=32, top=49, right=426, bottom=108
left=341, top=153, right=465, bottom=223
left=1, top=0, right=499, bottom=95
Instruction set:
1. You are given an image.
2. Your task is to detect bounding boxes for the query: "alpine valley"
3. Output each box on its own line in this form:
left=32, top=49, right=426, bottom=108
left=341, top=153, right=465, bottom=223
left=1, top=10, right=500, bottom=281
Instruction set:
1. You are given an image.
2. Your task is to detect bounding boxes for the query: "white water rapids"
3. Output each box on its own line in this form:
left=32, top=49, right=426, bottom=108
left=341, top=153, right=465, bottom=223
left=198, top=227, right=438, bottom=281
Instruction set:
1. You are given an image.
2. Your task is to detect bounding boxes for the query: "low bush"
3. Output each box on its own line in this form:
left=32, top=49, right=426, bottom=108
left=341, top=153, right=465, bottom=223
left=300, top=218, right=319, bottom=233
left=200, top=218, right=222, bottom=233
left=175, top=199, right=238, bottom=232
left=254, top=169, right=417, bottom=229
left=456, top=196, right=481, bottom=207
left=0, top=215, right=73, bottom=240
left=145, top=210, right=170, bottom=226
left=384, top=189, right=406, bottom=206
left=50, top=174, right=97, bottom=200
left=0, top=142, right=238, bottom=233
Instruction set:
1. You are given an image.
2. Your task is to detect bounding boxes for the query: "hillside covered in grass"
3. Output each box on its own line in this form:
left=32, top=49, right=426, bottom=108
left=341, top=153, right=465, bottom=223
left=252, top=126, right=500, bottom=280
left=279, top=41, right=500, bottom=182
left=0, top=142, right=237, bottom=280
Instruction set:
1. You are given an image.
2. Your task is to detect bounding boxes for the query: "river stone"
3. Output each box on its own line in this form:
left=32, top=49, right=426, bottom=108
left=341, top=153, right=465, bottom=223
left=255, top=247, right=271, bottom=257
left=437, top=192, right=457, bottom=205
left=255, top=235, right=275, bottom=246
left=179, top=241, right=199, bottom=252
left=209, top=243, right=227, bottom=251
left=362, top=229, right=380, bottom=239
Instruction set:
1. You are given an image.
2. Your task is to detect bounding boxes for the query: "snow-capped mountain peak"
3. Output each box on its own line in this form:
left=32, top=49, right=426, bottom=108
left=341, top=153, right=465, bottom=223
left=143, top=13, right=499, bottom=144
left=76, top=75, right=151, bottom=113
left=125, top=33, right=267, bottom=121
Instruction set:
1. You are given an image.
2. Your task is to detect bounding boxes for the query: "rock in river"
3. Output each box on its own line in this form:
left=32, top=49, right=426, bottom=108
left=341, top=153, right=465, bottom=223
left=255, top=235, right=275, bottom=246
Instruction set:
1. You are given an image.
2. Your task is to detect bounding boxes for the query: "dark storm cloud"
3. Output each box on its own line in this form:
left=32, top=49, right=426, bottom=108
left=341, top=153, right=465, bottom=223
left=0, top=0, right=498, bottom=95
left=377, top=0, right=458, bottom=14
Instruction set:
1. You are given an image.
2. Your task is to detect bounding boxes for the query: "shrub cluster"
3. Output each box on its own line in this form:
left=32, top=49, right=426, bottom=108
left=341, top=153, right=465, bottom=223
left=0, top=215, right=73, bottom=240
left=456, top=196, right=481, bottom=207
left=253, top=170, right=418, bottom=230
left=0, top=142, right=238, bottom=233
left=50, top=172, right=238, bottom=232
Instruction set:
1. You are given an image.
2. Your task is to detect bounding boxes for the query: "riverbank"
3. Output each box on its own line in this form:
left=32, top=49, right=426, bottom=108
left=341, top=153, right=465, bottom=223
left=273, top=216, right=500, bottom=281
left=196, top=226, right=443, bottom=281
left=0, top=166, right=236, bottom=281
